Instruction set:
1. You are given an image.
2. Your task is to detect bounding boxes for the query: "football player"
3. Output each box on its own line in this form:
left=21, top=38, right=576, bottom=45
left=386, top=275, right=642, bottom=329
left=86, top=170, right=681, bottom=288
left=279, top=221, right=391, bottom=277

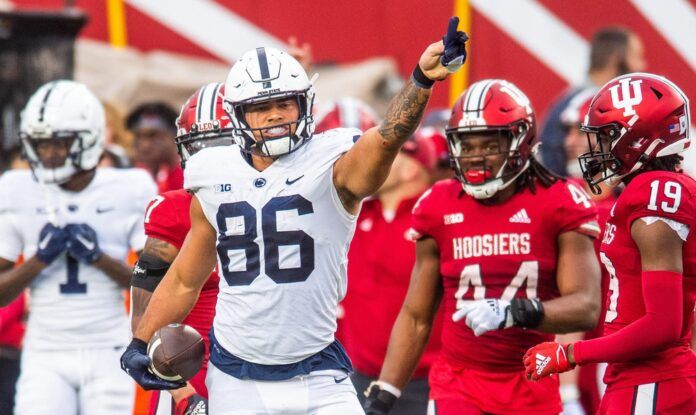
left=0, top=80, right=156, bottom=415
left=524, top=73, right=696, bottom=414
left=130, top=83, right=233, bottom=415
left=121, top=18, right=469, bottom=414
left=365, top=79, right=603, bottom=415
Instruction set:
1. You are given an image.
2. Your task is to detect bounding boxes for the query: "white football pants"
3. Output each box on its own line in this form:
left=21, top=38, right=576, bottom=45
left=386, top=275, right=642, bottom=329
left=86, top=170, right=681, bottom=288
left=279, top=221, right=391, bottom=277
left=207, top=364, right=364, bottom=414
left=14, top=346, right=134, bottom=415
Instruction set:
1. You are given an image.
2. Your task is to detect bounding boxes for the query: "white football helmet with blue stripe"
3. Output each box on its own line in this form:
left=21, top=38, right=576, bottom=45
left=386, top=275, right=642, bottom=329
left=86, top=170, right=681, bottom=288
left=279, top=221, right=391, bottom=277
left=224, top=47, right=316, bottom=157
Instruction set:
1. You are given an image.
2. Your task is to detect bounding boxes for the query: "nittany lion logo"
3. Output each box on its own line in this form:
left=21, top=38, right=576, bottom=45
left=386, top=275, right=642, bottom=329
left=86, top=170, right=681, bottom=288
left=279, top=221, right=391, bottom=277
left=609, top=78, right=643, bottom=117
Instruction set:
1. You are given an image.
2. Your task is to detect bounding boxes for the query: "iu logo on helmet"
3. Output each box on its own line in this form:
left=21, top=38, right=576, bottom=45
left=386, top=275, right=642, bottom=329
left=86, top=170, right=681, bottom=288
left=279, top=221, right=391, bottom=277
left=609, top=78, right=643, bottom=117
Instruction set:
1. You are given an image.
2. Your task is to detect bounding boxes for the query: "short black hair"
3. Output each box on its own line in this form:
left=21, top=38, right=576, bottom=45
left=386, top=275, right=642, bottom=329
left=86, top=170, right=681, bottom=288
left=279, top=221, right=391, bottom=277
left=589, top=27, right=632, bottom=72
left=126, top=102, right=178, bottom=132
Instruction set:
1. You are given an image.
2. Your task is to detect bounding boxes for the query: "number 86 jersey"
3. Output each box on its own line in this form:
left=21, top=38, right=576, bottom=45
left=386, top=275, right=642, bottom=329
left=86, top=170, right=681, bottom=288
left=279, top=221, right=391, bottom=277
left=410, top=178, right=599, bottom=371
left=184, top=129, right=360, bottom=366
left=598, top=171, right=696, bottom=389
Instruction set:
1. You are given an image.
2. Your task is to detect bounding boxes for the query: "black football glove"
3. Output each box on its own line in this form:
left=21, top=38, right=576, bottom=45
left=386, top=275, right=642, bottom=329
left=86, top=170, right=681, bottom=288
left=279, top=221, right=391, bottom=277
left=363, top=382, right=398, bottom=415
left=35, top=223, right=69, bottom=264
left=120, top=338, right=186, bottom=391
left=440, top=16, right=469, bottom=72
left=65, top=223, right=103, bottom=264
left=175, top=393, right=208, bottom=415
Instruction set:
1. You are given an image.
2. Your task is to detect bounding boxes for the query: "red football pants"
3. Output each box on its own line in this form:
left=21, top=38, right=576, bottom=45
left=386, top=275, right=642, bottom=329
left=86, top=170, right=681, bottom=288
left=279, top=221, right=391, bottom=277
left=428, top=358, right=561, bottom=415
left=598, top=377, right=696, bottom=415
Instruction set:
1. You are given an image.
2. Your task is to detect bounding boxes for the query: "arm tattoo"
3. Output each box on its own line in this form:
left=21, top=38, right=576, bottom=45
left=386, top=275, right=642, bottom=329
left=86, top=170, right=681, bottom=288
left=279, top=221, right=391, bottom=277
left=142, top=237, right=178, bottom=264
left=378, top=79, right=431, bottom=148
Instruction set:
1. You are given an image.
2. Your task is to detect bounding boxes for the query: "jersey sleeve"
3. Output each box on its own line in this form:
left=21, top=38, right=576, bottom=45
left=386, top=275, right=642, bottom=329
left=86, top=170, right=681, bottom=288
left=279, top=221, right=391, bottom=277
left=127, top=170, right=158, bottom=252
left=623, top=174, right=696, bottom=230
left=409, top=186, right=440, bottom=240
left=554, top=181, right=601, bottom=238
left=143, top=194, right=187, bottom=249
left=0, top=175, right=22, bottom=261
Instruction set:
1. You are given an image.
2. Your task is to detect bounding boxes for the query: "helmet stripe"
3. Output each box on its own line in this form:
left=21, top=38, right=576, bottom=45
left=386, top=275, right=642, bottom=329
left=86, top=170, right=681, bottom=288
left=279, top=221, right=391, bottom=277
left=256, top=47, right=271, bottom=80
left=38, top=81, right=59, bottom=122
left=476, top=81, right=494, bottom=118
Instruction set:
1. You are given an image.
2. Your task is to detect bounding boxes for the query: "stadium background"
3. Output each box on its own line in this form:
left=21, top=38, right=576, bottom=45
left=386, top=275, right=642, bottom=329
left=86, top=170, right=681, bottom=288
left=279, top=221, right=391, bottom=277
left=2, top=1, right=695, bottom=414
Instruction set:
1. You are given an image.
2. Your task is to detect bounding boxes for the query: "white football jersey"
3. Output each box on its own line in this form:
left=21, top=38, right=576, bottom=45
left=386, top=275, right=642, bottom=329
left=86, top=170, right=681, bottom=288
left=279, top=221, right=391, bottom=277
left=185, top=128, right=361, bottom=365
left=0, top=168, right=156, bottom=350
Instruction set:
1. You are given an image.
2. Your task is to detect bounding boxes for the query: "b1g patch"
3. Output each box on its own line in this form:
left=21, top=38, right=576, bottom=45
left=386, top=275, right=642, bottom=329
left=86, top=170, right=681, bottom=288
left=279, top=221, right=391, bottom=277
left=215, top=183, right=232, bottom=193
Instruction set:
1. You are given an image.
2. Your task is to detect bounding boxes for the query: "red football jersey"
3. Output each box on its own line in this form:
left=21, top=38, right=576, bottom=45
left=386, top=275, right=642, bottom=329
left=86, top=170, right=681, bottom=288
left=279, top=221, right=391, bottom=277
left=144, top=189, right=219, bottom=399
left=598, top=171, right=696, bottom=389
left=411, top=178, right=599, bottom=372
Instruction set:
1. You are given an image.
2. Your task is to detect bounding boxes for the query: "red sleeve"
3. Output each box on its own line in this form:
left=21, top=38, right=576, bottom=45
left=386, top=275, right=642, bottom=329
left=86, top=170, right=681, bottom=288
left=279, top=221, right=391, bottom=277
left=555, top=181, right=601, bottom=238
left=573, top=270, right=683, bottom=364
left=409, top=185, right=441, bottom=240
left=623, top=173, right=696, bottom=229
left=144, top=194, right=187, bottom=249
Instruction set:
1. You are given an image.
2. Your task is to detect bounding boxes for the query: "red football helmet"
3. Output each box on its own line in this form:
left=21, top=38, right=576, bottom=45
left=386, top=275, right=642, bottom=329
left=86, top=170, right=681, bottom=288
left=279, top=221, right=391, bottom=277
left=446, top=79, right=537, bottom=199
left=175, top=83, right=234, bottom=167
left=314, top=97, right=379, bottom=133
left=579, top=73, right=690, bottom=192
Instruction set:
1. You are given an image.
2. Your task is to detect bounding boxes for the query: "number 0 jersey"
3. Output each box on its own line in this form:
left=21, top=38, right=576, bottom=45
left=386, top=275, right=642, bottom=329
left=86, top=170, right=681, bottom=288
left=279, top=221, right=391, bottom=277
left=0, top=168, right=156, bottom=350
left=410, top=178, right=599, bottom=371
left=184, top=128, right=360, bottom=365
left=598, top=171, right=696, bottom=389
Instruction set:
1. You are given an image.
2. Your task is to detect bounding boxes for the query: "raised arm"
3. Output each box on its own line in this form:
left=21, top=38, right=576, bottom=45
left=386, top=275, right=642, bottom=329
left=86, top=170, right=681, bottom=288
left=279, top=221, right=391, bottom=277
left=334, top=20, right=468, bottom=212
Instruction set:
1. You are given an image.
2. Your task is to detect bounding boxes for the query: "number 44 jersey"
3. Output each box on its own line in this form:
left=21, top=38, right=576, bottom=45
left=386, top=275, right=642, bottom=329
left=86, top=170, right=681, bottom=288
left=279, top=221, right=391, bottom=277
left=184, top=128, right=360, bottom=366
left=410, top=178, right=600, bottom=372
left=598, top=171, right=696, bottom=390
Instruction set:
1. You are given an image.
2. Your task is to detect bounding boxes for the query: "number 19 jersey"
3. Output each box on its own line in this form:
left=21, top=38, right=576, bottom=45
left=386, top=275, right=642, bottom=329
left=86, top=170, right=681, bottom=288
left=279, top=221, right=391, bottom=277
left=184, top=129, right=360, bottom=365
left=598, top=171, right=696, bottom=390
left=410, top=178, right=599, bottom=371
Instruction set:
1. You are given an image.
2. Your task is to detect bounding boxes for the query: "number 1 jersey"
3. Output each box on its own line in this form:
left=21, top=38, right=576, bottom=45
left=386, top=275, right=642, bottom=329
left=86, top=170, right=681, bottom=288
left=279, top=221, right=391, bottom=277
left=0, top=168, right=156, bottom=350
left=598, top=171, right=696, bottom=389
left=184, top=129, right=360, bottom=365
left=410, top=178, right=599, bottom=371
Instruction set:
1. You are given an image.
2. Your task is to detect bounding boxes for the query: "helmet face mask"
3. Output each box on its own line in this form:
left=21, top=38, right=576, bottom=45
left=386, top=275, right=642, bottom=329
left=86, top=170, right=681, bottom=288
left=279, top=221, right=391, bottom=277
left=224, top=47, right=316, bottom=158
left=20, top=80, right=105, bottom=184
left=578, top=123, right=624, bottom=192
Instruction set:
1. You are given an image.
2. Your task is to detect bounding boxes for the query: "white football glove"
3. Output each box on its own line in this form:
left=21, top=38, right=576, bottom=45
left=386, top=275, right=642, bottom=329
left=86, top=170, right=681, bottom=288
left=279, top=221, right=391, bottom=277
left=452, top=299, right=513, bottom=336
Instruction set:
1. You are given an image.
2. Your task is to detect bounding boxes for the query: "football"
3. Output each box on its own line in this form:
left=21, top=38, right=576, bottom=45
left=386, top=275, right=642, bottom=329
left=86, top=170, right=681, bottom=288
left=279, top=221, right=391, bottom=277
left=147, top=323, right=205, bottom=382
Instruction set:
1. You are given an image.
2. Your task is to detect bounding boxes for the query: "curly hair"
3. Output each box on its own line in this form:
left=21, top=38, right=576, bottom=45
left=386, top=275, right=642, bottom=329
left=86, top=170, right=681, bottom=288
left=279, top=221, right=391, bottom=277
left=642, top=154, right=683, bottom=173
left=517, top=157, right=565, bottom=194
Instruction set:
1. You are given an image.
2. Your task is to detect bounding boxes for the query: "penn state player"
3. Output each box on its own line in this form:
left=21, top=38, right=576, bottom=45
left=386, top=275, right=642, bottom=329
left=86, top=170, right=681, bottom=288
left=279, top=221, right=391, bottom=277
left=525, top=73, right=696, bottom=414
left=121, top=18, right=469, bottom=414
left=131, top=83, right=233, bottom=415
left=367, top=80, right=602, bottom=415
left=0, top=80, right=156, bottom=415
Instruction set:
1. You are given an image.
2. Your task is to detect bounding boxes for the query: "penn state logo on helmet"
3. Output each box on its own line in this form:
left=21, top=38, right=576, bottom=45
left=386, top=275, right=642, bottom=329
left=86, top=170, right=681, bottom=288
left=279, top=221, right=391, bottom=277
left=579, top=72, right=690, bottom=192
left=223, top=47, right=316, bottom=157
left=175, top=82, right=234, bottom=167
left=446, top=79, right=537, bottom=199
left=20, top=80, right=105, bottom=184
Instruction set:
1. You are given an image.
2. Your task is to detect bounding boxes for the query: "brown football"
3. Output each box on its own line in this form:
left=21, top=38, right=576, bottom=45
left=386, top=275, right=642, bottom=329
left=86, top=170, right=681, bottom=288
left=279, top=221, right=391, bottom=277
left=147, top=323, right=205, bottom=382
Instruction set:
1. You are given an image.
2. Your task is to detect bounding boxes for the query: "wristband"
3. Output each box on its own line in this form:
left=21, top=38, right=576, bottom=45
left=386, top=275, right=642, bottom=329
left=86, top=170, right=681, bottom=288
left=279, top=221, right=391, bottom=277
left=129, top=338, right=148, bottom=353
left=509, top=298, right=544, bottom=328
left=368, top=381, right=401, bottom=398
left=411, top=64, right=435, bottom=89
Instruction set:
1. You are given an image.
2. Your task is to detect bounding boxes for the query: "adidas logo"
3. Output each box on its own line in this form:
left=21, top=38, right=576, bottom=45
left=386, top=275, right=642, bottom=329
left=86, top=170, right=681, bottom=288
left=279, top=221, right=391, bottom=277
left=509, top=208, right=531, bottom=224
left=536, top=353, right=551, bottom=375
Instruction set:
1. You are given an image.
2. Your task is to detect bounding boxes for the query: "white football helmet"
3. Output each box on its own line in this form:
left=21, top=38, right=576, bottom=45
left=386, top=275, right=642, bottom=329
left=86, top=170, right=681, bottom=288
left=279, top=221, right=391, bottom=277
left=224, top=47, right=316, bottom=157
left=20, top=80, right=105, bottom=184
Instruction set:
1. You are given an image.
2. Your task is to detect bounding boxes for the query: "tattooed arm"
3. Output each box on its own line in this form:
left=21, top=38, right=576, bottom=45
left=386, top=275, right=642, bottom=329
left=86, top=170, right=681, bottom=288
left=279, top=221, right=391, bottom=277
left=333, top=40, right=452, bottom=213
left=130, top=237, right=179, bottom=332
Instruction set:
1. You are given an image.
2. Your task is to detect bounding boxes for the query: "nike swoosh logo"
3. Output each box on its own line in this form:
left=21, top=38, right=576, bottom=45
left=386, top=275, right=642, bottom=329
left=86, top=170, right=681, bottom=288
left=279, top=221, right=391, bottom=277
left=286, top=175, right=304, bottom=185
left=38, top=233, right=52, bottom=250
left=75, top=233, right=96, bottom=251
left=334, top=376, right=349, bottom=384
left=96, top=206, right=114, bottom=214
